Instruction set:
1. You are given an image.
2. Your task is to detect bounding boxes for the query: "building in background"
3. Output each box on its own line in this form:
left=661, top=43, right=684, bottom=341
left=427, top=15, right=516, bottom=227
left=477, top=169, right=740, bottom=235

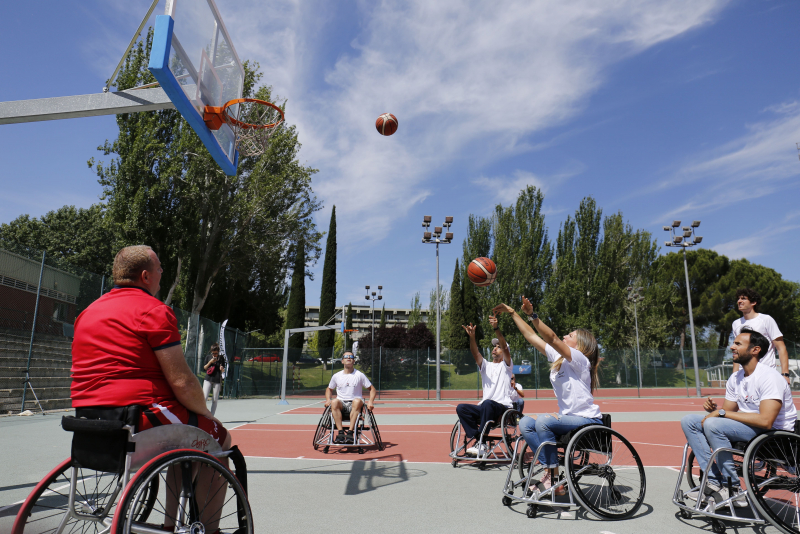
left=302, top=305, right=430, bottom=346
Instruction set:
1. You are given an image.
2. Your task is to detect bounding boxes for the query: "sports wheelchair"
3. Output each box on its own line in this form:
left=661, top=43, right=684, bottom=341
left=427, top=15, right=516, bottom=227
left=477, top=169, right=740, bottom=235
left=501, top=414, right=647, bottom=520
left=449, top=408, right=522, bottom=470
left=672, top=421, right=800, bottom=534
left=312, top=405, right=384, bottom=454
left=13, top=406, right=252, bottom=534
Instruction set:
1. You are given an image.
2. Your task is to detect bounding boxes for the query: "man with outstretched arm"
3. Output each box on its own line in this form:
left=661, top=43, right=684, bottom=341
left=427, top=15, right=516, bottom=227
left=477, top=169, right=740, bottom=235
left=325, top=351, right=376, bottom=444
left=455, top=316, right=513, bottom=457
left=681, top=327, right=797, bottom=506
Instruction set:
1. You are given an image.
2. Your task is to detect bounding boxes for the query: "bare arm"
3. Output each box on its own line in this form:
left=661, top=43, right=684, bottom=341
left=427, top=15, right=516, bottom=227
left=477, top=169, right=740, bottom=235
left=488, top=314, right=512, bottom=366
left=775, top=338, right=790, bottom=384
left=517, top=385, right=525, bottom=398
left=703, top=399, right=782, bottom=430
left=462, top=323, right=484, bottom=367
left=155, top=344, right=214, bottom=419
left=531, top=316, right=573, bottom=361
left=325, top=387, right=334, bottom=407
left=492, top=303, right=546, bottom=353
left=366, top=385, right=377, bottom=410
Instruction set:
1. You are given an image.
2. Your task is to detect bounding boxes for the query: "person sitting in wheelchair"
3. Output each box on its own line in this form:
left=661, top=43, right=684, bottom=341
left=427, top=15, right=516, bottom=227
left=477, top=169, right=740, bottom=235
left=510, top=374, right=525, bottom=413
left=70, top=246, right=232, bottom=529
left=456, top=315, right=513, bottom=457
left=681, top=327, right=797, bottom=506
left=493, top=297, right=602, bottom=495
left=325, top=351, right=376, bottom=444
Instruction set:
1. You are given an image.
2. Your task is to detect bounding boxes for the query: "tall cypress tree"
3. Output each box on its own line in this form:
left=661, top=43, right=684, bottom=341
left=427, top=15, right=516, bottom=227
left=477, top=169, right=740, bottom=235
left=318, top=207, right=337, bottom=362
left=286, top=238, right=307, bottom=351
left=463, top=271, right=483, bottom=345
left=379, top=304, right=386, bottom=329
left=345, top=302, right=353, bottom=350
left=447, top=260, right=468, bottom=350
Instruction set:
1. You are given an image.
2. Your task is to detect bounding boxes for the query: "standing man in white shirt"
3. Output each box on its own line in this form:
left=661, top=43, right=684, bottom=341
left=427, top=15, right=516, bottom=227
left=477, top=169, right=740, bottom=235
left=455, top=315, right=513, bottom=456
left=681, top=327, right=797, bottom=505
left=325, top=352, right=376, bottom=444
left=731, top=288, right=789, bottom=384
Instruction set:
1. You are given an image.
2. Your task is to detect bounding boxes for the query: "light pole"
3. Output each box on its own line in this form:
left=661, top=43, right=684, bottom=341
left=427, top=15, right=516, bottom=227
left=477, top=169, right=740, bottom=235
left=626, top=286, right=645, bottom=396
left=421, top=215, right=454, bottom=401
left=664, top=220, right=704, bottom=397
left=365, top=285, right=382, bottom=381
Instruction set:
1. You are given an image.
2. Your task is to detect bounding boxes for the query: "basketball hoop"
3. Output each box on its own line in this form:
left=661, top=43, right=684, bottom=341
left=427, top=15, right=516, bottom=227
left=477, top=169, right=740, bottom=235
left=204, top=98, right=285, bottom=158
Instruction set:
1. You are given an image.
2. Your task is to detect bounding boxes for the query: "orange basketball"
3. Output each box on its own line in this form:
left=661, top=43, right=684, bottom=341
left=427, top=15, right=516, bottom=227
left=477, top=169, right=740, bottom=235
left=467, top=257, right=497, bottom=287
left=376, top=113, right=398, bottom=136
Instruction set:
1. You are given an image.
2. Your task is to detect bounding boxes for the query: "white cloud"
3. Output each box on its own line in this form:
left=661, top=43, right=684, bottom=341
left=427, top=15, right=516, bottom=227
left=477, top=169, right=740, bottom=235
left=713, top=222, right=800, bottom=260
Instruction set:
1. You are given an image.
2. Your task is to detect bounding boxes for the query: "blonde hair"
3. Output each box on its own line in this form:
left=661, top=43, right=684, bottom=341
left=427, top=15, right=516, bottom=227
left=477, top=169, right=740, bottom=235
left=112, top=245, right=154, bottom=286
left=550, top=328, right=600, bottom=392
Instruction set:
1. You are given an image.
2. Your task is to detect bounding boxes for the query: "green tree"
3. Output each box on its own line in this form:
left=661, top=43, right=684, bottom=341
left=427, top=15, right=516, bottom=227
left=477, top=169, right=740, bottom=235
left=345, top=302, right=354, bottom=350
left=447, top=260, right=468, bottom=349
left=286, top=239, right=307, bottom=351
left=379, top=304, right=387, bottom=329
left=408, top=292, right=422, bottom=327
left=317, top=207, right=337, bottom=363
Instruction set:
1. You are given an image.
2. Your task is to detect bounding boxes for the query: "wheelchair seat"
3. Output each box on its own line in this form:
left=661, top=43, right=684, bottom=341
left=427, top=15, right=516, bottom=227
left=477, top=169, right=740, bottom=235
left=556, top=413, right=611, bottom=448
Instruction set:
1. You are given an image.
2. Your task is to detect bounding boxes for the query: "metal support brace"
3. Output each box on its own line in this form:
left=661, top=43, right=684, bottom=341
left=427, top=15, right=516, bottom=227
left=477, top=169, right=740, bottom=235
left=0, top=88, right=174, bottom=125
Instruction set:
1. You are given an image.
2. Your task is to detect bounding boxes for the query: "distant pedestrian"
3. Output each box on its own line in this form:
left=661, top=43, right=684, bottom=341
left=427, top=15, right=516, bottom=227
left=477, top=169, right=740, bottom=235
left=203, top=343, right=225, bottom=415
left=731, top=288, right=789, bottom=384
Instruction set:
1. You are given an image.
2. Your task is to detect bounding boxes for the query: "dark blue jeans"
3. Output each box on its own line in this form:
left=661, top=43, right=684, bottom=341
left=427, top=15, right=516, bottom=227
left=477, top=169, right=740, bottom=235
left=456, top=401, right=508, bottom=440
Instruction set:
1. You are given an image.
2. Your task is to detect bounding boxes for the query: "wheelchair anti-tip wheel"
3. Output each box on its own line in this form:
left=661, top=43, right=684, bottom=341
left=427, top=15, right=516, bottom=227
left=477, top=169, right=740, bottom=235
left=565, top=425, right=646, bottom=520
left=112, top=450, right=253, bottom=534
left=743, top=431, right=800, bottom=534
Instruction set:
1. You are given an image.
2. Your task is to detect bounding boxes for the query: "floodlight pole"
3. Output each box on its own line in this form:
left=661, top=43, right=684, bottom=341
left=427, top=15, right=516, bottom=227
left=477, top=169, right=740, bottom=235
left=626, top=286, right=644, bottom=397
left=664, top=221, right=704, bottom=397
left=422, top=216, right=454, bottom=401
left=365, top=286, right=382, bottom=384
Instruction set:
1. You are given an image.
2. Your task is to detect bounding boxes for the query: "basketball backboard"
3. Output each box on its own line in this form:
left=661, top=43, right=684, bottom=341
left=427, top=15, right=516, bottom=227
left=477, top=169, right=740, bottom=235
left=148, top=0, right=244, bottom=175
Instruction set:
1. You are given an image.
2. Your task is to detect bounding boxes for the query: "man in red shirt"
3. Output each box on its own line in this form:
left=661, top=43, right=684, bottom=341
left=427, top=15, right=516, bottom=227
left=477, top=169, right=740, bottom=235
left=72, top=245, right=230, bottom=448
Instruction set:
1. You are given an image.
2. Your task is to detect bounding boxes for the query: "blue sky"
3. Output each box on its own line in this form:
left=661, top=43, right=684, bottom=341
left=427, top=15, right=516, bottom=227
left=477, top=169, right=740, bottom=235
left=2, top=1, right=799, bottom=314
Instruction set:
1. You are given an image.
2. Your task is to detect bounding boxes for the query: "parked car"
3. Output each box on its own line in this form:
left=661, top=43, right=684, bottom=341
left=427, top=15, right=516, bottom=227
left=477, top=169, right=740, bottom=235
left=426, top=358, right=451, bottom=365
left=248, top=354, right=280, bottom=363
left=330, top=358, right=342, bottom=365
left=521, top=360, right=531, bottom=365
left=297, top=357, right=322, bottom=365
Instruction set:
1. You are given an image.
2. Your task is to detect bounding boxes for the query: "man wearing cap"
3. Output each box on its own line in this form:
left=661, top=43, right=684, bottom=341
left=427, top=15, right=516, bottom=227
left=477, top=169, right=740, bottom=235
left=456, top=314, right=513, bottom=456
left=325, top=351, right=376, bottom=444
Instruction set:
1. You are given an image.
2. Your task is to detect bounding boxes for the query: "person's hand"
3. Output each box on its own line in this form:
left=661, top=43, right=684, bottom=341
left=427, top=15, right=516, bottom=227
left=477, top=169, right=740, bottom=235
left=521, top=296, right=533, bottom=316
left=488, top=314, right=498, bottom=329
left=703, top=396, right=718, bottom=413
left=701, top=410, right=720, bottom=427
left=492, top=303, right=514, bottom=315
left=367, top=401, right=374, bottom=411
left=462, top=323, right=477, bottom=338
left=324, top=399, right=331, bottom=408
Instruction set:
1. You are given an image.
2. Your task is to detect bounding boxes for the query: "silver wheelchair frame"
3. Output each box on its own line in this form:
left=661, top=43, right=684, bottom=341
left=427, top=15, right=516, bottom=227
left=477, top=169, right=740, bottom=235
left=449, top=409, right=522, bottom=470
left=312, top=405, right=384, bottom=454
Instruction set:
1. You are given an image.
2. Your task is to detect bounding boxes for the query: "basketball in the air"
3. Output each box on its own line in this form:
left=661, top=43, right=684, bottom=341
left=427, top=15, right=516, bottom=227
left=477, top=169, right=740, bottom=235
left=467, top=257, right=497, bottom=287
left=375, top=113, right=398, bottom=136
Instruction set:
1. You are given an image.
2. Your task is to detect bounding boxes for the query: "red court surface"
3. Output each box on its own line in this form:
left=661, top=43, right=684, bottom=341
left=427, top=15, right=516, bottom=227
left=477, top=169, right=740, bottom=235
left=289, top=387, right=735, bottom=399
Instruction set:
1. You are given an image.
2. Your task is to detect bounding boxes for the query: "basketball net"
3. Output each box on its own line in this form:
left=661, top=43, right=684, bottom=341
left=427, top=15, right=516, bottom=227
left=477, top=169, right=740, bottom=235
left=204, top=98, right=285, bottom=158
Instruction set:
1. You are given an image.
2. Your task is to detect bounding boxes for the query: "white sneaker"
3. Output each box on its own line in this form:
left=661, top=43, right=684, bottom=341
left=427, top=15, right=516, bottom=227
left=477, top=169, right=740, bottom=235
left=711, top=486, right=749, bottom=508
left=466, top=446, right=478, bottom=457
left=686, top=481, right=720, bottom=502
left=477, top=444, right=487, bottom=458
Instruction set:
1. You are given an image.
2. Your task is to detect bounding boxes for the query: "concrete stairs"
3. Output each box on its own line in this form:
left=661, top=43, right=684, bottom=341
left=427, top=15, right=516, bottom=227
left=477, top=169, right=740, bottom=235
left=0, top=330, right=73, bottom=413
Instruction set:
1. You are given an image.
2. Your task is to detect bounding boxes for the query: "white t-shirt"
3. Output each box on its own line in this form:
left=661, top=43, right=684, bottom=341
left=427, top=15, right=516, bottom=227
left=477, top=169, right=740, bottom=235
left=545, top=344, right=601, bottom=419
left=509, top=383, right=523, bottom=402
left=478, top=359, right=513, bottom=408
left=725, top=363, right=797, bottom=431
left=731, top=314, right=783, bottom=369
left=328, top=370, right=371, bottom=402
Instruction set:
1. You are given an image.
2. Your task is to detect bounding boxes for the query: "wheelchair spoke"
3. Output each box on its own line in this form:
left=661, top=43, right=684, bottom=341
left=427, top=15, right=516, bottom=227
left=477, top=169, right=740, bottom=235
left=745, top=432, right=800, bottom=534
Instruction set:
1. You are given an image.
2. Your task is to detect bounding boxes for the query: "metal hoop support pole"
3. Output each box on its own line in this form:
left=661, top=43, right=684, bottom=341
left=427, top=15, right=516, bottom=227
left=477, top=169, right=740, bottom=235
left=103, top=0, right=161, bottom=92
left=21, top=251, right=46, bottom=414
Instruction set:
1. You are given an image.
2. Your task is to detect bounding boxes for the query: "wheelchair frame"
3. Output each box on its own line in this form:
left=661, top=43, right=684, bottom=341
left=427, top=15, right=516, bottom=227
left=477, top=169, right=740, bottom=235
left=449, top=409, right=521, bottom=470
left=312, top=405, right=385, bottom=454
left=672, top=428, right=800, bottom=534
left=13, top=418, right=252, bottom=534
left=500, top=415, right=647, bottom=521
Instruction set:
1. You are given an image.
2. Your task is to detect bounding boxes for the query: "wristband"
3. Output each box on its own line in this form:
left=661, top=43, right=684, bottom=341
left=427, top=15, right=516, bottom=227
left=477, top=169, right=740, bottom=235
left=782, top=373, right=791, bottom=377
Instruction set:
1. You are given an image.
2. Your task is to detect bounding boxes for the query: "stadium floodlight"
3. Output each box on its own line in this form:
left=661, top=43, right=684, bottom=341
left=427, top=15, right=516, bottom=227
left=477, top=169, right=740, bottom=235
left=420, top=215, right=454, bottom=401
left=663, top=218, right=707, bottom=397
left=665, top=242, right=672, bottom=247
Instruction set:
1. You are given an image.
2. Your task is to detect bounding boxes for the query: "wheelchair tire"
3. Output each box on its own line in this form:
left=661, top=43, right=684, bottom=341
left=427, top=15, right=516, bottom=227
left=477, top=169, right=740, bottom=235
left=313, top=406, right=332, bottom=450
left=12, top=458, right=156, bottom=534
left=501, top=409, right=522, bottom=453
left=565, top=425, right=646, bottom=520
left=112, top=449, right=253, bottom=534
left=449, top=421, right=461, bottom=453
left=685, top=450, right=704, bottom=489
left=743, top=431, right=800, bottom=534
left=367, top=409, right=385, bottom=451
left=516, top=440, right=534, bottom=481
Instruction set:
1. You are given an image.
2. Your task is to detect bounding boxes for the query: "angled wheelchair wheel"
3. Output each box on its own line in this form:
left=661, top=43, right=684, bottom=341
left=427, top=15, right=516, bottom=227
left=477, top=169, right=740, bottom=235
left=501, top=409, right=522, bottom=453
left=367, top=409, right=385, bottom=451
left=112, top=450, right=253, bottom=534
left=743, top=431, right=800, bottom=534
left=565, top=426, right=646, bottom=520
left=685, top=450, right=703, bottom=489
left=449, top=420, right=462, bottom=454
left=12, top=458, right=156, bottom=534
left=313, top=406, right=332, bottom=450
left=516, top=440, right=536, bottom=481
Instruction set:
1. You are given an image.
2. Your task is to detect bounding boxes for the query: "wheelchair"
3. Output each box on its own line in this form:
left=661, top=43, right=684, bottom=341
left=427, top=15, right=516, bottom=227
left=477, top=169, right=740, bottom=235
left=13, top=406, right=252, bottom=534
left=501, top=414, right=647, bottom=520
left=312, top=404, right=384, bottom=454
left=449, top=408, right=522, bottom=470
left=672, top=421, right=800, bottom=534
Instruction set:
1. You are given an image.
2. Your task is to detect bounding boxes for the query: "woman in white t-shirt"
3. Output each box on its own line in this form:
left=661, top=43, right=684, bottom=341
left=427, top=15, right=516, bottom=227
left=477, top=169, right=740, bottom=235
left=494, top=298, right=602, bottom=493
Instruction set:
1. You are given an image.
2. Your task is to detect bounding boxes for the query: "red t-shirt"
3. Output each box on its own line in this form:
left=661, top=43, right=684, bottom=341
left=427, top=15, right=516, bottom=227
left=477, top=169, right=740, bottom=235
left=71, top=286, right=182, bottom=407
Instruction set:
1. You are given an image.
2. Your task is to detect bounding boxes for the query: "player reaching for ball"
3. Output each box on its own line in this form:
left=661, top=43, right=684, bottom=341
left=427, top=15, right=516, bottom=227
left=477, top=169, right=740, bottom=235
left=493, top=297, right=601, bottom=494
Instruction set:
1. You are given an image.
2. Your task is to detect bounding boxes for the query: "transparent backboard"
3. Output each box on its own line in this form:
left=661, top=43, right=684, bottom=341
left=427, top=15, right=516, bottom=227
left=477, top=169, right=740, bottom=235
left=148, top=0, right=244, bottom=175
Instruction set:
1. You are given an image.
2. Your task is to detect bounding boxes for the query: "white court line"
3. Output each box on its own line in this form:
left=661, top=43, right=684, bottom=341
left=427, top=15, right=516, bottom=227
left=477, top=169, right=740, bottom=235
left=627, top=441, right=685, bottom=449
left=0, top=481, right=74, bottom=514
left=225, top=400, right=325, bottom=430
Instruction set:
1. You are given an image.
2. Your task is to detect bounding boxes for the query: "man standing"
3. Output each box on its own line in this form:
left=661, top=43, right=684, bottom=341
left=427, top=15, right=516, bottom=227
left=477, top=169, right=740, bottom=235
left=325, top=351, right=376, bottom=444
left=681, top=327, right=797, bottom=505
left=731, top=288, right=789, bottom=384
left=455, top=315, right=513, bottom=456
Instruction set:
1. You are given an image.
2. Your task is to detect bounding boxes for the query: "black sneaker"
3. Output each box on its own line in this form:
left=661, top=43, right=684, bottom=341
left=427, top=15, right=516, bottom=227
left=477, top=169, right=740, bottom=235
left=334, top=430, right=346, bottom=444
left=346, top=430, right=355, bottom=443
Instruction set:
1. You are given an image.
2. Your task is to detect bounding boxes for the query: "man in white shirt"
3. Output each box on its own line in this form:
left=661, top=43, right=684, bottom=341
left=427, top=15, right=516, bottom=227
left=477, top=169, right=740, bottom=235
left=509, top=374, right=525, bottom=413
left=325, top=352, right=376, bottom=444
left=681, top=327, right=797, bottom=506
left=455, top=315, right=513, bottom=456
left=731, top=287, right=789, bottom=384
